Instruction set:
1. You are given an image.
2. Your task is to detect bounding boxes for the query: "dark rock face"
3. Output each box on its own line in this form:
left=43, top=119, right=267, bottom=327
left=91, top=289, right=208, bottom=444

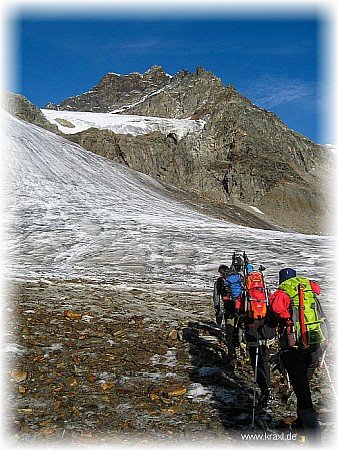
left=198, top=91, right=333, bottom=234
left=7, top=66, right=334, bottom=235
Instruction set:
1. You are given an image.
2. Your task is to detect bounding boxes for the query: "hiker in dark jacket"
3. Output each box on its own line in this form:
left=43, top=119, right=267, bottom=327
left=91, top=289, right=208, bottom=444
left=269, top=267, right=330, bottom=440
left=213, top=264, right=239, bottom=364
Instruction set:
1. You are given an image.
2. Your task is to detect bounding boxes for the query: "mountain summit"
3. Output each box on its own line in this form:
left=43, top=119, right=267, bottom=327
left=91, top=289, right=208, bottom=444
left=47, top=65, right=172, bottom=113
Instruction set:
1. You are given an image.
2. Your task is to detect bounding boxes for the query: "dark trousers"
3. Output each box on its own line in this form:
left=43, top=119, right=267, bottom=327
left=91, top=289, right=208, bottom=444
left=224, top=318, right=236, bottom=358
left=248, top=344, right=271, bottom=393
left=281, top=348, right=321, bottom=411
left=223, top=303, right=238, bottom=359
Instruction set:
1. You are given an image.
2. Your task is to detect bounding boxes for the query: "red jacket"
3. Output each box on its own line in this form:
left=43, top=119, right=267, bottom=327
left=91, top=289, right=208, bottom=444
left=269, top=280, right=320, bottom=319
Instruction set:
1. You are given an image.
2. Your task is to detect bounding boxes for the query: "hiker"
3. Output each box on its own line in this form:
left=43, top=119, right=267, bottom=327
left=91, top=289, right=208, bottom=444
left=237, top=255, right=275, bottom=407
left=269, top=268, right=330, bottom=440
left=213, top=263, right=242, bottom=364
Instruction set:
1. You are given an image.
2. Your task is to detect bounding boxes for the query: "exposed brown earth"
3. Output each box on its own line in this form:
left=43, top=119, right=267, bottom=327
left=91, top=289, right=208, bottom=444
left=4, top=280, right=335, bottom=446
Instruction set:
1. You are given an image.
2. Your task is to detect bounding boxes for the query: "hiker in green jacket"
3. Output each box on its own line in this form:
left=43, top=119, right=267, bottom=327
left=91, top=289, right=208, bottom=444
left=269, top=268, right=330, bottom=441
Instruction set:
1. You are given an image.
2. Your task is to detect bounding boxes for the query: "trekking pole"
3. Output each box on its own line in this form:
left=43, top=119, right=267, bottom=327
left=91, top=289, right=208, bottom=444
left=258, top=264, right=269, bottom=305
left=320, top=352, right=337, bottom=399
left=251, top=335, right=260, bottom=428
left=323, top=359, right=337, bottom=399
left=319, top=349, right=327, bottom=369
left=221, top=315, right=226, bottom=338
left=242, top=252, right=248, bottom=312
left=243, top=251, right=248, bottom=278
left=232, top=252, right=236, bottom=270
left=286, top=371, right=291, bottom=390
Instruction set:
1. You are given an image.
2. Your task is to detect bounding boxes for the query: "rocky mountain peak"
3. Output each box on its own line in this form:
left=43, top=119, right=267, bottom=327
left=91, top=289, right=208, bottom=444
left=51, top=67, right=171, bottom=112
left=45, top=66, right=225, bottom=118
left=143, top=65, right=168, bottom=82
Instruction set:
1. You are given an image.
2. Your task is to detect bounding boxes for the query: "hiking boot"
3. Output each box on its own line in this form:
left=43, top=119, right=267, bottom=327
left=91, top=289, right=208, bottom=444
left=259, top=388, right=275, bottom=407
left=291, top=417, right=304, bottom=430
left=297, top=409, right=321, bottom=442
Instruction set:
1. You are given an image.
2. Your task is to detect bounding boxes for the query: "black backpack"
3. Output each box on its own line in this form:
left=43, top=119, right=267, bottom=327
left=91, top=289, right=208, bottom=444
left=231, top=252, right=244, bottom=272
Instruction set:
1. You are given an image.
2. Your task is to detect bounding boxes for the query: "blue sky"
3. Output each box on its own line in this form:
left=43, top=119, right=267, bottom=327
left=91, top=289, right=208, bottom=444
left=9, top=13, right=332, bottom=143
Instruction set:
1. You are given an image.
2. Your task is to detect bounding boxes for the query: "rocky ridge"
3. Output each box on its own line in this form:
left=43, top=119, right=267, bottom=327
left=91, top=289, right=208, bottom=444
left=5, top=93, right=59, bottom=134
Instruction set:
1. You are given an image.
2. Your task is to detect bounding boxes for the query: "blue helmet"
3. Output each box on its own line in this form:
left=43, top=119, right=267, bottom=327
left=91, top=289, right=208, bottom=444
left=279, top=268, right=296, bottom=284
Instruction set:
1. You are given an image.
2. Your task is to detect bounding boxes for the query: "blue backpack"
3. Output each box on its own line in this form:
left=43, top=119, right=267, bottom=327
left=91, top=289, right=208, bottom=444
left=225, top=273, right=243, bottom=299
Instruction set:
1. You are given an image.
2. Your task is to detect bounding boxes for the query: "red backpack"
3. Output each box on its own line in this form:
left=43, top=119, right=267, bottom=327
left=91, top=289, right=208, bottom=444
left=245, top=271, right=267, bottom=319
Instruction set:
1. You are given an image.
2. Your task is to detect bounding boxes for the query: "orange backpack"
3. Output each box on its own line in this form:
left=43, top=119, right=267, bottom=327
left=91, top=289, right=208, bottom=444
left=245, top=271, right=267, bottom=319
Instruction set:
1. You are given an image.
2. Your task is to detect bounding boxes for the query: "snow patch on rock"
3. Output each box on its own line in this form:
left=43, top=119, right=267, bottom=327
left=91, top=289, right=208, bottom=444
left=41, top=109, right=205, bottom=139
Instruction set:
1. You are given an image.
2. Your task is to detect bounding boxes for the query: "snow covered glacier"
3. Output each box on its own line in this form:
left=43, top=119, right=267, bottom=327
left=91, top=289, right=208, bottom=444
left=3, top=112, right=336, bottom=311
left=41, top=109, right=205, bottom=139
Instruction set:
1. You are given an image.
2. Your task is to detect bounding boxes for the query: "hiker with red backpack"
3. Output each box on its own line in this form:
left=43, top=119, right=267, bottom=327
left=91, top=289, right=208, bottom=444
left=236, top=253, right=276, bottom=413
left=213, top=263, right=242, bottom=364
left=269, top=268, right=330, bottom=441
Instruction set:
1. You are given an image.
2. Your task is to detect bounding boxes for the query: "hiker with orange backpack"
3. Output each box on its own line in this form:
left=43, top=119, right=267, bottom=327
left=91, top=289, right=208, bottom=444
left=269, top=268, right=330, bottom=441
left=237, top=253, right=276, bottom=411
